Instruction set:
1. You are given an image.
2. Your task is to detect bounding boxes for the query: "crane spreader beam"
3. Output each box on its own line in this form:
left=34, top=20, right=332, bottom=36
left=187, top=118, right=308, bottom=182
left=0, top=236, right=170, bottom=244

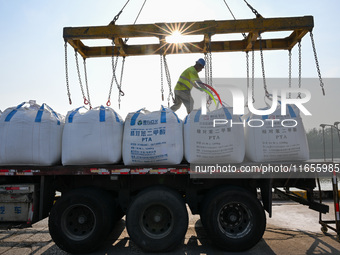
left=63, top=16, right=313, bottom=58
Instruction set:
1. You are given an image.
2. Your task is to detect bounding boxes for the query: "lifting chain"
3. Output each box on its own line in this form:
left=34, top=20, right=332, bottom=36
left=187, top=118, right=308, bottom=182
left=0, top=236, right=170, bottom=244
left=204, top=53, right=209, bottom=84
left=243, top=0, right=262, bottom=18
left=160, top=54, right=164, bottom=101
left=83, top=58, right=92, bottom=109
left=204, top=37, right=213, bottom=87
left=64, top=41, right=72, bottom=105
left=310, top=31, right=325, bottom=96
left=245, top=44, right=255, bottom=107
left=107, top=40, right=117, bottom=106
left=209, top=51, right=213, bottom=86
left=289, top=42, right=303, bottom=99
left=107, top=41, right=116, bottom=106
left=74, top=49, right=89, bottom=106
left=163, top=55, right=174, bottom=107
left=246, top=51, right=249, bottom=88
left=109, top=0, right=130, bottom=25
left=259, top=34, right=269, bottom=98
left=110, top=0, right=146, bottom=26
left=160, top=54, right=174, bottom=106
left=298, top=41, right=302, bottom=98
left=246, top=51, right=249, bottom=106
left=107, top=39, right=125, bottom=107
left=251, top=42, right=255, bottom=103
left=288, top=49, right=292, bottom=99
left=204, top=49, right=213, bottom=108
left=118, top=56, right=126, bottom=109
left=246, top=51, right=254, bottom=105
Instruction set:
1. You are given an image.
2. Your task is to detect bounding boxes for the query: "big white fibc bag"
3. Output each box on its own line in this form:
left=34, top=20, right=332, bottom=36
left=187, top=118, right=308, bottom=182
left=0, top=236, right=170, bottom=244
left=245, top=103, right=309, bottom=162
left=184, top=107, right=245, bottom=163
left=123, top=106, right=183, bottom=165
left=62, top=106, right=123, bottom=165
left=0, top=101, right=64, bottom=166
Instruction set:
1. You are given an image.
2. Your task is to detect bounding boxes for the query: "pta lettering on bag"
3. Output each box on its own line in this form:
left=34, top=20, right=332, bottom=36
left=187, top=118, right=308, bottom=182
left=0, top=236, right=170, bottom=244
left=122, top=108, right=183, bottom=165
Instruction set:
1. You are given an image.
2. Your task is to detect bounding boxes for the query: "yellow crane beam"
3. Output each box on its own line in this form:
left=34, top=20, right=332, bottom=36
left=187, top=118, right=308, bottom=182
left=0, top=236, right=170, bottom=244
left=63, top=16, right=313, bottom=58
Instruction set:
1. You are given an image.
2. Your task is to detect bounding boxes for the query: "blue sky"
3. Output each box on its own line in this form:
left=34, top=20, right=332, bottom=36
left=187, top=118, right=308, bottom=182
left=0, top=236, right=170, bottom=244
left=0, top=0, right=339, bottom=129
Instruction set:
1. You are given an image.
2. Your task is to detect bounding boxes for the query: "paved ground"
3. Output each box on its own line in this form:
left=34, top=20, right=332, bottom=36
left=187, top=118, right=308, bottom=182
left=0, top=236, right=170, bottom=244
left=0, top=201, right=339, bottom=255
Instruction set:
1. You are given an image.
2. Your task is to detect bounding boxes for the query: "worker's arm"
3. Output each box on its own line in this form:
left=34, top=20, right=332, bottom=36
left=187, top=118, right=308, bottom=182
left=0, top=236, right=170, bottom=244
left=192, top=80, right=205, bottom=90
left=193, top=80, right=216, bottom=105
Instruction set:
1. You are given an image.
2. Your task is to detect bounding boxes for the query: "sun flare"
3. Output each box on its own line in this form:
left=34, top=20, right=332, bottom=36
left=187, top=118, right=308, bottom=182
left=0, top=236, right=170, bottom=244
left=166, top=30, right=184, bottom=44
left=152, top=22, right=205, bottom=54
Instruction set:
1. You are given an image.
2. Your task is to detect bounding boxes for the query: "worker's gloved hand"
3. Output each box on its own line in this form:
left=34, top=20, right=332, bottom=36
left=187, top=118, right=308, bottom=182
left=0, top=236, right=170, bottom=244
left=195, top=81, right=205, bottom=89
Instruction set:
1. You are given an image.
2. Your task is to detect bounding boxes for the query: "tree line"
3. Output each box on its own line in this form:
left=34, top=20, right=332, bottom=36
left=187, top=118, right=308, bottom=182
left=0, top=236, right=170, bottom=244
left=306, top=127, right=340, bottom=159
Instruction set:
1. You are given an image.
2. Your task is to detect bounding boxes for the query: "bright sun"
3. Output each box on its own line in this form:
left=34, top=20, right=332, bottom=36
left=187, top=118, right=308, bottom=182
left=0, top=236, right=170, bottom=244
left=166, top=30, right=184, bottom=44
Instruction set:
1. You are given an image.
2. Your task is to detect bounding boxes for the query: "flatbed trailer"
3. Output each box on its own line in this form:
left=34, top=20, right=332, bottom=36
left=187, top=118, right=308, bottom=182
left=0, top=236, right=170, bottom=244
left=2, top=2, right=338, bottom=252
left=0, top=162, right=336, bottom=253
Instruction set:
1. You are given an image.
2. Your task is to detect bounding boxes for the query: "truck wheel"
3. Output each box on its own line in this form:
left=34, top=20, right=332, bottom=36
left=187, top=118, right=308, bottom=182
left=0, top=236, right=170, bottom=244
left=126, top=186, right=188, bottom=252
left=202, top=186, right=266, bottom=251
left=48, top=188, right=115, bottom=254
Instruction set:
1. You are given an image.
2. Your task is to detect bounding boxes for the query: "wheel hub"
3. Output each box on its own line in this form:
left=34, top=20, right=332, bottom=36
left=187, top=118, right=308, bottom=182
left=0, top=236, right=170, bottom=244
left=154, top=214, right=162, bottom=223
left=78, top=215, right=87, bottom=224
left=228, top=213, right=238, bottom=223
left=61, top=204, right=96, bottom=241
left=141, top=204, right=174, bottom=239
left=220, top=205, right=243, bottom=227
left=218, top=202, right=253, bottom=238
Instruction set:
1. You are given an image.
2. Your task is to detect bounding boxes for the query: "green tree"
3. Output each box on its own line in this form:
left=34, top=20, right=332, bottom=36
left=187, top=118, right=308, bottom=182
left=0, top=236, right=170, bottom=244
left=307, top=127, right=340, bottom=159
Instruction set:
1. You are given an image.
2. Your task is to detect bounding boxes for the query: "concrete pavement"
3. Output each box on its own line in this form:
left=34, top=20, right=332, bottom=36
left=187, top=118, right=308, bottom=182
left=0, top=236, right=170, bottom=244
left=0, top=201, right=340, bottom=255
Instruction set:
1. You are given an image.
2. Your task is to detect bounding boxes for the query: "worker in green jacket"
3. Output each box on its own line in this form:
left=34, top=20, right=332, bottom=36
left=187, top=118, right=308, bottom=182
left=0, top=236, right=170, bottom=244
left=170, top=58, right=205, bottom=114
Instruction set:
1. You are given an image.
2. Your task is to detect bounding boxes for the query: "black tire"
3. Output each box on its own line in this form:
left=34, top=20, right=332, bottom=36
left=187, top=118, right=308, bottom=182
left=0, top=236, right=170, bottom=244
left=48, top=188, right=115, bottom=254
left=202, top=186, right=266, bottom=252
left=126, top=186, right=188, bottom=252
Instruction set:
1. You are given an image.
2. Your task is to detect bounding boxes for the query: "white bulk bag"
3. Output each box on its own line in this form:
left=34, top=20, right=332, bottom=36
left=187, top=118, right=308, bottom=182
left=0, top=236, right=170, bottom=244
left=184, top=107, right=245, bottom=163
left=245, top=104, right=309, bottom=162
left=0, top=101, right=64, bottom=166
left=123, top=107, right=183, bottom=165
left=62, top=106, right=123, bottom=165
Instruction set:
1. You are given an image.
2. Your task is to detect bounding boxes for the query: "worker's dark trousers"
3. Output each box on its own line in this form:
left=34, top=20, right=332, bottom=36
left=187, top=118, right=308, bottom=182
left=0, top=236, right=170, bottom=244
left=170, top=89, right=193, bottom=114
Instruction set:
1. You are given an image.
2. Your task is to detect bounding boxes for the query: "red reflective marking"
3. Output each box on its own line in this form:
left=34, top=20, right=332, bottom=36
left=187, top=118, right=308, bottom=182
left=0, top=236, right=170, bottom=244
left=5, top=187, right=20, bottom=190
